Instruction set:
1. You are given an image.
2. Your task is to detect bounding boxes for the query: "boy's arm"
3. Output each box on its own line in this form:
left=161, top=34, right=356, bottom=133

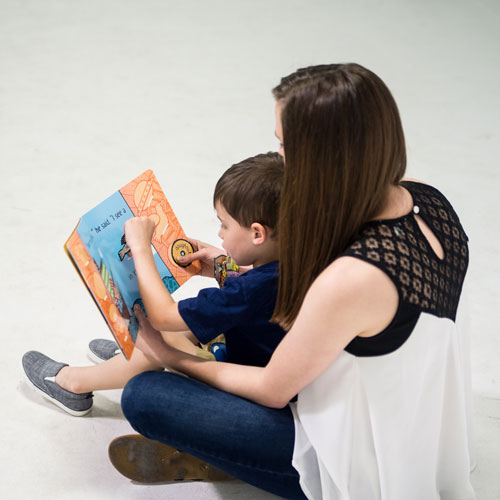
left=176, top=237, right=226, bottom=277
left=178, top=329, right=199, bottom=344
left=161, top=330, right=201, bottom=356
left=124, top=217, right=189, bottom=332
left=178, top=237, right=253, bottom=276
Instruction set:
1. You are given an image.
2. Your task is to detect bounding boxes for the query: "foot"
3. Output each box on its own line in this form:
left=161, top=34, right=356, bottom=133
left=22, top=351, right=93, bottom=417
left=88, top=339, right=121, bottom=364
left=108, top=434, right=232, bottom=483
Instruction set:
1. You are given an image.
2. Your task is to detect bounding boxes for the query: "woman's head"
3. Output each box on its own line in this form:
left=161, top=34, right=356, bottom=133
left=271, top=63, right=407, bottom=329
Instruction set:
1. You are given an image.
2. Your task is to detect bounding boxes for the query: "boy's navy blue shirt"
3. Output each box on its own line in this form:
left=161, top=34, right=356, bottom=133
left=177, top=261, right=286, bottom=367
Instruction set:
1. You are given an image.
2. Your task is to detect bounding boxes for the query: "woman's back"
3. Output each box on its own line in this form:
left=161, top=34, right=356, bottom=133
left=290, top=181, right=475, bottom=500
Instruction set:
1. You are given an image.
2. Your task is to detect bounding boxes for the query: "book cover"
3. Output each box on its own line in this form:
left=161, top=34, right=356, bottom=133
left=65, top=170, right=201, bottom=360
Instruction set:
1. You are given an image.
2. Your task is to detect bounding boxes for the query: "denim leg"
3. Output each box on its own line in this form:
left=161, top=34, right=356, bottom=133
left=121, top=371, right=307, bottom=500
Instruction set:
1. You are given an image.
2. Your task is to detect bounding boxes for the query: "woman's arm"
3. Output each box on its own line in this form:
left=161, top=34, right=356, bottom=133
left=135, top=256, right=399, bottom=408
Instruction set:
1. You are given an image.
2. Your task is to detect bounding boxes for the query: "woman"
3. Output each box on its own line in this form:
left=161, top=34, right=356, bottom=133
left=109, top=63, right=475, bottom=500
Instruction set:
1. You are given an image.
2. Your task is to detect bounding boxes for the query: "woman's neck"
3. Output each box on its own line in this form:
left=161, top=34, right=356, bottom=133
left=373, top=184, right=413, bottom=221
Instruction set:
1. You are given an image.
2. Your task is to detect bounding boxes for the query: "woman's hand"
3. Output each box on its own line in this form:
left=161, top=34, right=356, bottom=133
left=123, top=217, right=155, bottom=256
left=176, top=237, right=225, bottom=278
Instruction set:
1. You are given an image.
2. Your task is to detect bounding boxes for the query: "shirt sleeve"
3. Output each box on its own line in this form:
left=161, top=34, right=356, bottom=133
left=177, top=277, right=250, bottom=344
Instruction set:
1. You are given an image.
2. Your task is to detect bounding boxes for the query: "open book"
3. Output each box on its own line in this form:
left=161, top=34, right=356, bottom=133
left=65, top=170, right=201, bottom=359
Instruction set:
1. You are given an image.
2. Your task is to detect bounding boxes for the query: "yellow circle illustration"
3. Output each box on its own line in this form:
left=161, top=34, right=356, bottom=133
left=171, top=239, right=194, bottom=267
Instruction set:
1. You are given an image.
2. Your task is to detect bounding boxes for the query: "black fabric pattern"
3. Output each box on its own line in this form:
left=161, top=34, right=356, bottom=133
left=343, top=182, right=469, bottom=357
left=345, top=181, right=468, bottom=321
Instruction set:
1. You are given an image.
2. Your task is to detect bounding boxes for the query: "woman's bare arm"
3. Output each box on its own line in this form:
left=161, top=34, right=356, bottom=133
left=135, top=256, right=399, bottom=408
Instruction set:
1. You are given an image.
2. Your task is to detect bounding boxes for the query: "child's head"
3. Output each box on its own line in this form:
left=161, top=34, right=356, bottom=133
left=213, top=152, right=284, bottom=266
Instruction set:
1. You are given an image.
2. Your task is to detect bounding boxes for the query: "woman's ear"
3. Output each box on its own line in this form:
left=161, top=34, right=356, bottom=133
left=250, top=222, right=267, bottom=246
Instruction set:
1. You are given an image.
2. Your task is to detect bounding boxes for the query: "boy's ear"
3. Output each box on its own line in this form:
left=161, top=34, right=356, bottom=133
left=250, top=222, right=267, bottom=246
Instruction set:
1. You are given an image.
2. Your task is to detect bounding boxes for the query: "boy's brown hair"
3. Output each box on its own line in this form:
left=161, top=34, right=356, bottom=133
left=213, top=152, right=284, bottom=238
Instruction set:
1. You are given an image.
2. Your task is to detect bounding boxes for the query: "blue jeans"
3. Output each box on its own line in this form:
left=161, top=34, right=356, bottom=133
left=121, top=371, right=307, bottom=500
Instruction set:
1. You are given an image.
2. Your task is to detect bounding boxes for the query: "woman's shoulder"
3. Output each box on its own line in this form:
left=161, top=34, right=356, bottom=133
left=401, top=177, right=426, bottom=184
left=401, top=178, right=454, bottom=206
left=309, top=256, right=399, bottom=338
left=318, top=255, right=396, bottom=295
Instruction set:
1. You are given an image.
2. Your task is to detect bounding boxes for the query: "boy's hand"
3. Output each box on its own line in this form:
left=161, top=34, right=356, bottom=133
left=123, top=217, right=155, bottom=256
left=177, top=237, right=225, bottom=278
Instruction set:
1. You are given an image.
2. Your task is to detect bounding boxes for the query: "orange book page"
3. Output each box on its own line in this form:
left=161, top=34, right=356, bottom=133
left=119, top=170, right=202, bottom=281
left=65, top=230, right=135, bottom=359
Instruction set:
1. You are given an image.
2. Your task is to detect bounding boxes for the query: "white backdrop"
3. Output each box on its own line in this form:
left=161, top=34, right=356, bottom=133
left=1, top=1, right=499, bottom=499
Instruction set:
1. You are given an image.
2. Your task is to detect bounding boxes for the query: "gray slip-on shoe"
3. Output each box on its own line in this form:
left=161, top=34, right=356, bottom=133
left=88, top=339, right=121, bottom=364
left=22, top=351, right=93, bottom=417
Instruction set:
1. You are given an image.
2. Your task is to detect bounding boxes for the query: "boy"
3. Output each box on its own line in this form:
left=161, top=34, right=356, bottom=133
left=22, top=152, right=285, bottom=416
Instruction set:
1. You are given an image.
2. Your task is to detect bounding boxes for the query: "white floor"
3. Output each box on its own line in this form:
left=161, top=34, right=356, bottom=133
left=2, top=0, right=499, bottom=498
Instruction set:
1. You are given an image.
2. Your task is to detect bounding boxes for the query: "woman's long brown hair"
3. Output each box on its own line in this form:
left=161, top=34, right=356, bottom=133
left=271, top=64, right=407, bottom=330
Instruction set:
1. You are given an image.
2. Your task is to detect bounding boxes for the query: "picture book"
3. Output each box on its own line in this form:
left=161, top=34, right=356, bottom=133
left=65, top=170, right=201, bottom=360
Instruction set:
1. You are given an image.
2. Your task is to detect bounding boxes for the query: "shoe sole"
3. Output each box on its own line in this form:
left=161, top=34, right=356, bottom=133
left=23, top=372, right=92, bottom=417
left=108, top=435, right=231, bottom=483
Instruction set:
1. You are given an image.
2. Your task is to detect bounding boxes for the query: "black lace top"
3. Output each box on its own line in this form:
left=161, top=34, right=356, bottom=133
left=343, top=181, right=469, bottom=357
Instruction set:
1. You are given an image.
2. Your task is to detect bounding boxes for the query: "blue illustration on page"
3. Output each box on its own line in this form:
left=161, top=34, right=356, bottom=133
left=77, top=191, right=179, bottom=341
